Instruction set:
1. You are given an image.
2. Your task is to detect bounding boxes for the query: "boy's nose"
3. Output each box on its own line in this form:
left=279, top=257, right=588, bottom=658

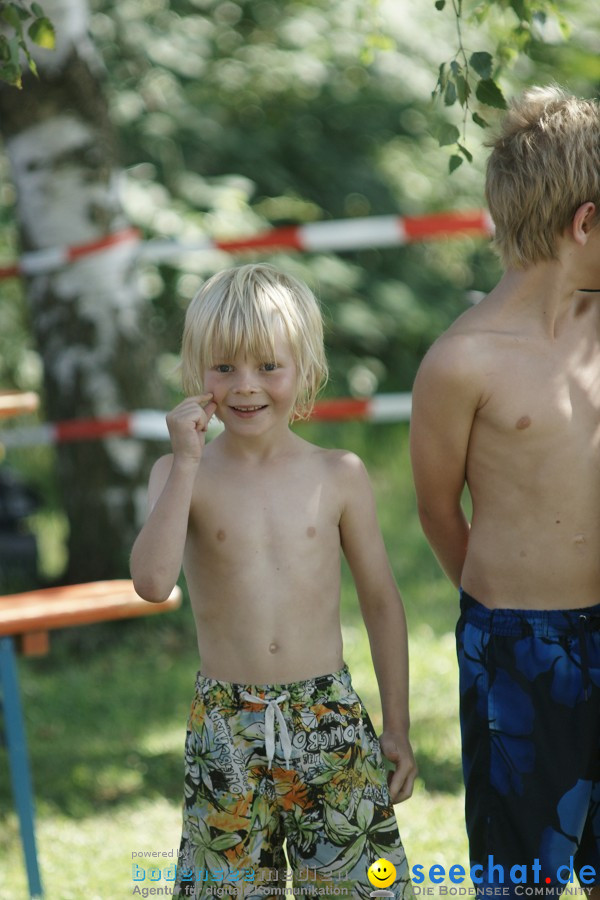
left=232, top=370, right=257, bottom=393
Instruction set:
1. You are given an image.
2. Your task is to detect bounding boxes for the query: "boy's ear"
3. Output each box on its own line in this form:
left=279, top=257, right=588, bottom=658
left=572, top=201, right=597, bottom=244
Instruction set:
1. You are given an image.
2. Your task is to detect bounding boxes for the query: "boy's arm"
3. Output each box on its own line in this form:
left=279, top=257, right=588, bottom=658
left=338, top=453, right=417, bottom=804
left=409, top=338, right=481, bottom=588
left=130, top=394, right=216, bottom=602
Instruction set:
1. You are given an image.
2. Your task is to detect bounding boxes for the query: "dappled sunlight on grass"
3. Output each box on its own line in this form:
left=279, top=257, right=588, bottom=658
left=400, top=784, right=470, bottom=882
left=0, top=800, right=182, bottom=900
left=410, top=629, right=463, bottom=797
left=138, top=725, right=188, bottom=757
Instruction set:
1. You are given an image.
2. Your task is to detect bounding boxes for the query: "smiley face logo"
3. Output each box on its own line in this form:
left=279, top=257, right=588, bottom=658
left=368, top=858, right=397, bottom=889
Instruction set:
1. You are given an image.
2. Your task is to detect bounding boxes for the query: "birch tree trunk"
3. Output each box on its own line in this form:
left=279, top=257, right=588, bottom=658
left=0, top=0, right=164, bottom=583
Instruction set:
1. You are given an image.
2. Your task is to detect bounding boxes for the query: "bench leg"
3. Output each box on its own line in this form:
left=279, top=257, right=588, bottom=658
left=0, top=636, right=43, bottom=897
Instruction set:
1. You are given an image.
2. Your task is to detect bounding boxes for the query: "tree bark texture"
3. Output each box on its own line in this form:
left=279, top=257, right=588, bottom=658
left=0, top=0, right=165, bottom=582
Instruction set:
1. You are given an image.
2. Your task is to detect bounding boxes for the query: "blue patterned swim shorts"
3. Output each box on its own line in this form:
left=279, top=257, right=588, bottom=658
left=457, top=589, right=600, bottom=897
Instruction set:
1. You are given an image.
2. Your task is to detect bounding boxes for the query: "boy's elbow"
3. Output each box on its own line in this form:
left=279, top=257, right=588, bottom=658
left=416, top=500, right=440, bottom=531
left=416, top=502, right=460, bottom=547
left=416, top=498, right=456, bottom=528
left=131, top=572, right=173, bottom=604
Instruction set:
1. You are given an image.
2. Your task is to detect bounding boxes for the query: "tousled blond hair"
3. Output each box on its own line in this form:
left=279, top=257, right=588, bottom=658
left=181, top=263, right=328, bottom=420
left=485, top=85, right=600, bottom=269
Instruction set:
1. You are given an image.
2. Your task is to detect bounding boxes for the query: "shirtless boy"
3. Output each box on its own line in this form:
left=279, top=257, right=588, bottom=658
left=131, top=263, right=416, bottom=899
left=410, top=86, right=600, bottom=897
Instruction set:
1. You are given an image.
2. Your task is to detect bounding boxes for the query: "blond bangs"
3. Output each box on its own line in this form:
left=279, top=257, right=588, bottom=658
left=181, top=264, right=328, bottom=416
left=200, top=305, right=279, bottom=373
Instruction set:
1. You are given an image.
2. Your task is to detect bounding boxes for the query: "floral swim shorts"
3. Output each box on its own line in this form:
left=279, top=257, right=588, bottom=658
left=172, top=664, right=414, bottom=899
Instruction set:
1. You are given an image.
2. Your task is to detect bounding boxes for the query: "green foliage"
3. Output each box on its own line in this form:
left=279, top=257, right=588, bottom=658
left=432, top=0, right=572, bottom=171
left=82, top=0, right=498, bottom=404
left=0, top=1, right=55, bottom=87
left=4, top=0, right=596, bottom=419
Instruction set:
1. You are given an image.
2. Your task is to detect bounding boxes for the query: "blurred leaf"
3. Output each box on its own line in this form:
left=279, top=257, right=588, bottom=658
left=471, top=111, right=489, bottom=128
left=14, top=3, right=31, bottom=21
left=469, top=50, right=493, bottom=79
left=444, top=79, right=457, bottom=106
left=449, top=154, right=463, bottom=173
left=435, top=0, right=446, bottom=9
left=28, top=17, right=56, bottom=50
left=510, top=0, right=530, bottom=21
left=456, top=75, right=470, bottom=106
left=27, top=54, right=39, bottom=78
left=475, top=78, right=507, bottom=108
left=437, top=122, right=461, bottom=146
left=0, top=5, right=22, bottom=30
left=557, top=14, right=571, bottom=38
left=0, top=2, right=54, bottom=82
left=435, top=61, right=447, bottom=92
left=8, top=36, right=20, bottom=64
left=457, top=143, right=473, bottom=162
left=0, top=62, right=22, bottom=87
left=495, top=42, right=519, bottom=65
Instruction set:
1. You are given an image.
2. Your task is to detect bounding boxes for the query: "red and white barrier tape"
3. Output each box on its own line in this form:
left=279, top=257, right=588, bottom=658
left=0, top=209, right=493, bottom=279
left=0, top=228, right=141, bottom=279
left=0, top=394, right=412, bottom=448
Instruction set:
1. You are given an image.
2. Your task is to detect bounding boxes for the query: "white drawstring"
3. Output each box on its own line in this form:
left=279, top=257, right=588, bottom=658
left=240, top=691, right=292, bottom=769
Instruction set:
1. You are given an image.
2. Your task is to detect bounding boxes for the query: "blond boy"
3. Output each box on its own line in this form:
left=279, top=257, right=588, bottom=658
left=131, top=264, right=416, bottom=899
left=410, top=87, right=600, bottom=897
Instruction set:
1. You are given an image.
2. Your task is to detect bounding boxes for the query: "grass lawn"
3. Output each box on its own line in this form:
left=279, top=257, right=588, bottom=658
left=0, top=422, right=469, bottom=898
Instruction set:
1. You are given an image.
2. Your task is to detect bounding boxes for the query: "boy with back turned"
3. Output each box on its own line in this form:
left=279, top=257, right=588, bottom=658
left=410, top=86, right=600, bottom=897
left=131, top=264, right=416, bottom=899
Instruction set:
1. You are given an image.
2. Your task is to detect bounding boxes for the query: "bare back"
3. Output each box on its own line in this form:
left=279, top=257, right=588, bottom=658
left=182, top=434, right=346, bottom=682
left=412, top=291, right=600, bottom=609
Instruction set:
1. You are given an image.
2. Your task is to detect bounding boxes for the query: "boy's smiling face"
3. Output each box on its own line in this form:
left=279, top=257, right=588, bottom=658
left=203, top=329, right=299, bottom=434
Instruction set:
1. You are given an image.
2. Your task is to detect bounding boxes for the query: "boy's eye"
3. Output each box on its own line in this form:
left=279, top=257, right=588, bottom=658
left=214, top=364, right=232, bottom=373
left=262, top=362, right=278, bottom=372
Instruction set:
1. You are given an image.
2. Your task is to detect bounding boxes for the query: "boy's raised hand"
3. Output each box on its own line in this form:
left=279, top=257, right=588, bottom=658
left=166, top=394, right=217, bottom=461
left=380, top=731, right=418, bottom=804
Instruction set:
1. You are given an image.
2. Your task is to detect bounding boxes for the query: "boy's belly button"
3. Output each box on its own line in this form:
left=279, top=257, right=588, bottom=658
left=269, top=641, right=279, bottom=653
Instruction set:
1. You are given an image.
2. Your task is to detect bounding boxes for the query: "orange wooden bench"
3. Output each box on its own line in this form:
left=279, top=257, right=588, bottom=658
left=0, top=580, right=181, bottom=897
left=0, top=579, right=181, bottom=654
left=0, top=390, right=39, bottom=418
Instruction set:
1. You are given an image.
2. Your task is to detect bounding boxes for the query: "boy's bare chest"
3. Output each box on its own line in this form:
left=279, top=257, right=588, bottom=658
left=188, top=467, right=341, bottom=553
left=479, top=337, right=600, bottom=448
